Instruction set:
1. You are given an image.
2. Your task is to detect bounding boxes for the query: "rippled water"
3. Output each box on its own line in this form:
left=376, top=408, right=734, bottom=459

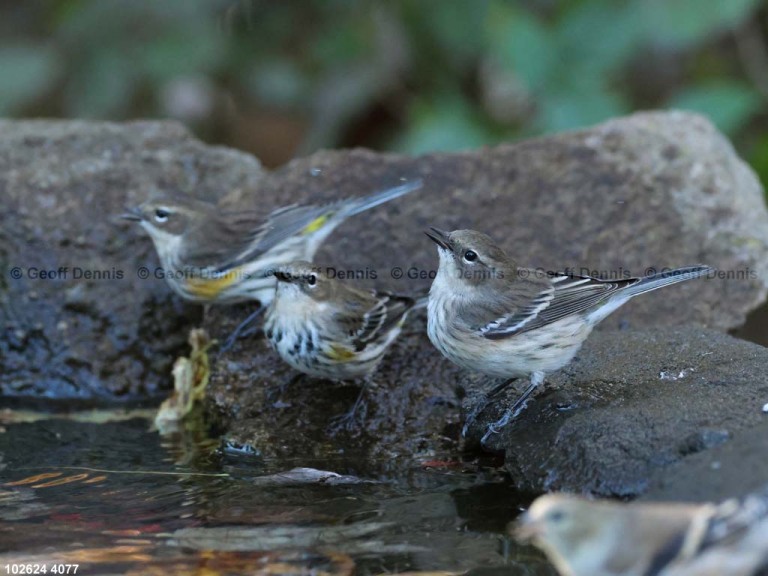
left=0, top=411, right=556, bottom=575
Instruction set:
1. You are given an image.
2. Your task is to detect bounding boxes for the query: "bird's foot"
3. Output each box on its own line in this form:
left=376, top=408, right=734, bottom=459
left=461, top=377, right=520, bottom=437
left=265, top=373, right=303, bottom=407
left=461, top=400, right=489, bottom=438
left=476, top=372, right=544, bottom=446
left=327, top=388, right=368, bottom=433
left=218, top=307, right=264, bottom=353
left=480, top=399, right=531, bottom=445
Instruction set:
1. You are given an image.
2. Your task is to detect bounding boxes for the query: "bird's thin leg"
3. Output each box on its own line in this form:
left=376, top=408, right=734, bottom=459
left=219, top=306, right=265, bottom=353
left=481, top=371, right=544, bottom=444
left=328, top=381, right=369, bottom=433
left=266, top=372, right=303, bottom=404
left=461, top=377, right=520, bottom=437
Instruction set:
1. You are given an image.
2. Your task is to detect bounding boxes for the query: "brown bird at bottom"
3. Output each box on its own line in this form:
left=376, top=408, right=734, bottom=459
left=514, top=487, right=768, bottom=576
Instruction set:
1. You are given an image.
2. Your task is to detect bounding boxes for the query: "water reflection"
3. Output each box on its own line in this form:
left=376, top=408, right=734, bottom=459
left=0, top=413, right=556, bottom=574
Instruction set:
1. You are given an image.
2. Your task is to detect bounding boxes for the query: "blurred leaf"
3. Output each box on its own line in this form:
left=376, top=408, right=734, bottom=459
left=311, top=13, right=372, bottom=68
left=247, top=59, right=310, bottom=107
left=426, top=0, right=489, bottom=65
left=395, top=97, right=496, bottom=154
left=537, top=87, right=627, bottom=133
left=141, top=28, right=227, bottom=82
left=56, top=0, right=226, bottom=83
left=64, top=51, right=135, bottom=118
left=487, top=4, right=557, bottom=92
left=299, top=64, right=383, bottom=153
left=747, top=133, right=768, bottom=193
left=0, top=45, right=59, bottom=114
left=638, top=0, right=760, bottom=47
left=556, top=0, right=642, bottom=77
left=399, top=0, right=488, bottom=84
left=666, top=81, right=761, bottom=134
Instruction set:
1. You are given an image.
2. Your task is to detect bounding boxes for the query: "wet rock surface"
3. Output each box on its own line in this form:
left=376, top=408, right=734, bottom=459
left=204, top=111, right=768, bottom=491
left=206, top=306, right=466, bottom=470
left=468, top=326, right=768, bottom=497
left=1, top=120, right=262, bottom=398
left=642, top=417, right=768, bottom=503
left=3, top=112, right=768, bottom=498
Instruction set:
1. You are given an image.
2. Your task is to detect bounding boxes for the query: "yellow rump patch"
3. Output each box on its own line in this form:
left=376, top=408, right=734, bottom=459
left=186, top=269, right=240, bottom=299
left=302, top=214, right=330, bottom=235
left=328, top=344, right=356, bottom=362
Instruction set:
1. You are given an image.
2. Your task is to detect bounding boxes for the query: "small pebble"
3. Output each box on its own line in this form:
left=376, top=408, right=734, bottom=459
left=762, top=402, right=768, bottom=413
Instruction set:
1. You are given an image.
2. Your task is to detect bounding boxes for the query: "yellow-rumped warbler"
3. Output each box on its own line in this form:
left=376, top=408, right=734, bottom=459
left=425, top=228, right=712, bottom=441
left=263, top=261, right=419, bottom=427
left=515, top=487, right=768, bottom=576
left=123, top=179, right=422, bottom=306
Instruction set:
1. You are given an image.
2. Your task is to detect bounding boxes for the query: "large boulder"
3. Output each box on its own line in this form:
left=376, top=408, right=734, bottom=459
left=205, top=111, right=768, bottom=487
left=2, top=112, right=768, bottom=498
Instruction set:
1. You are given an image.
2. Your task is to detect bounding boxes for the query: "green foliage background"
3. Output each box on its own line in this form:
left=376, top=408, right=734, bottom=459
left=3, top=0, right=768, bottom=181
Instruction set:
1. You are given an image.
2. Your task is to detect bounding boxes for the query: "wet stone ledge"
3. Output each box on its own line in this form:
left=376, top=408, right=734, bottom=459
left=466, top=326, right=768, bottom=497
left=2, top=112, right=768, bottom=497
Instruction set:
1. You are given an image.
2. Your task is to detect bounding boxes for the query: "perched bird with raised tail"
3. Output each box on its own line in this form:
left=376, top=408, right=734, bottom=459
left=515, top=488, right=768, bottom=576
left=123, top=179, right=422, bottom=307
left=263, top=261, right=420, bottom=427
left=425, top=228, right=712, bottom=441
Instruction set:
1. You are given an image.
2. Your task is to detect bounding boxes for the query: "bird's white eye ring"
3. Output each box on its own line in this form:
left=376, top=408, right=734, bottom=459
left=307, top=274, right=317, bottom=287
left=464, top=250, right=478, bottom=262
left=154, top=208, right=170, bottom=223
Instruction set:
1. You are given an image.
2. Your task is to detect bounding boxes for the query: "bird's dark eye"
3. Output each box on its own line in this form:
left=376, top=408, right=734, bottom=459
left=464, top=250, right=478, bottom=262
left=154, top=208, right=170, bottom=223
left=548, top=510, right=566, bottom=523
left=307, top=274, right=317, bottom=286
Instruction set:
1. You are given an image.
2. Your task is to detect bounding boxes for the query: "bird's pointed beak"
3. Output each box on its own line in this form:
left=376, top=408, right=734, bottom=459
left=425, top=227, right=450, bottom=250
left=272, top=269, right=293, bottom=283
left=121, top=207, right=143, bottom=222
left=512, top=513, right=542, bottom=543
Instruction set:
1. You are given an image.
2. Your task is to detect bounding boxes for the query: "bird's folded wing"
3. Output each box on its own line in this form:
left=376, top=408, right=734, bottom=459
left=341, top=293, right=414, bottom=351
left=481, top=273, right=641, bottom=339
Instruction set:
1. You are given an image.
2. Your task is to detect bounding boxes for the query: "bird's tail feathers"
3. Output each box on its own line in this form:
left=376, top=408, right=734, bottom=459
left=622, top=265, right=713, bottom=299
left=341, top=179, right=423, bottom=218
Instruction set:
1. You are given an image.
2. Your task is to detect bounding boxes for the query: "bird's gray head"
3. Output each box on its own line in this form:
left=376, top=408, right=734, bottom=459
left=516, top=494, right=587, bottom=544
left=270, top=261, right=333, bottom=302
left=122, top=193, right=215, bottom=262
left=514, top=494, right=619, bottom=575
left=122, top=194, right=206, bottom=237
left=425, top=228, right=514, bottom=289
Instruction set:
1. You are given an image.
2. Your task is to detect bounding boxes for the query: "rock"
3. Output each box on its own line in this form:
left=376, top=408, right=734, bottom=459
left=208, top=111, right=768, bottom=473
left=642, top=418, right=768, bottom=503
left=0, top=120, right=262, bottom=398
left=471, top=326, right=768, bottom=497
left=2, top=110, right=766, bottom=426
left=221, top=110, right=765, bottom=333
left=2, top=113, right=768, bottom=498
left=206, top=307, right=465, bottom=470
